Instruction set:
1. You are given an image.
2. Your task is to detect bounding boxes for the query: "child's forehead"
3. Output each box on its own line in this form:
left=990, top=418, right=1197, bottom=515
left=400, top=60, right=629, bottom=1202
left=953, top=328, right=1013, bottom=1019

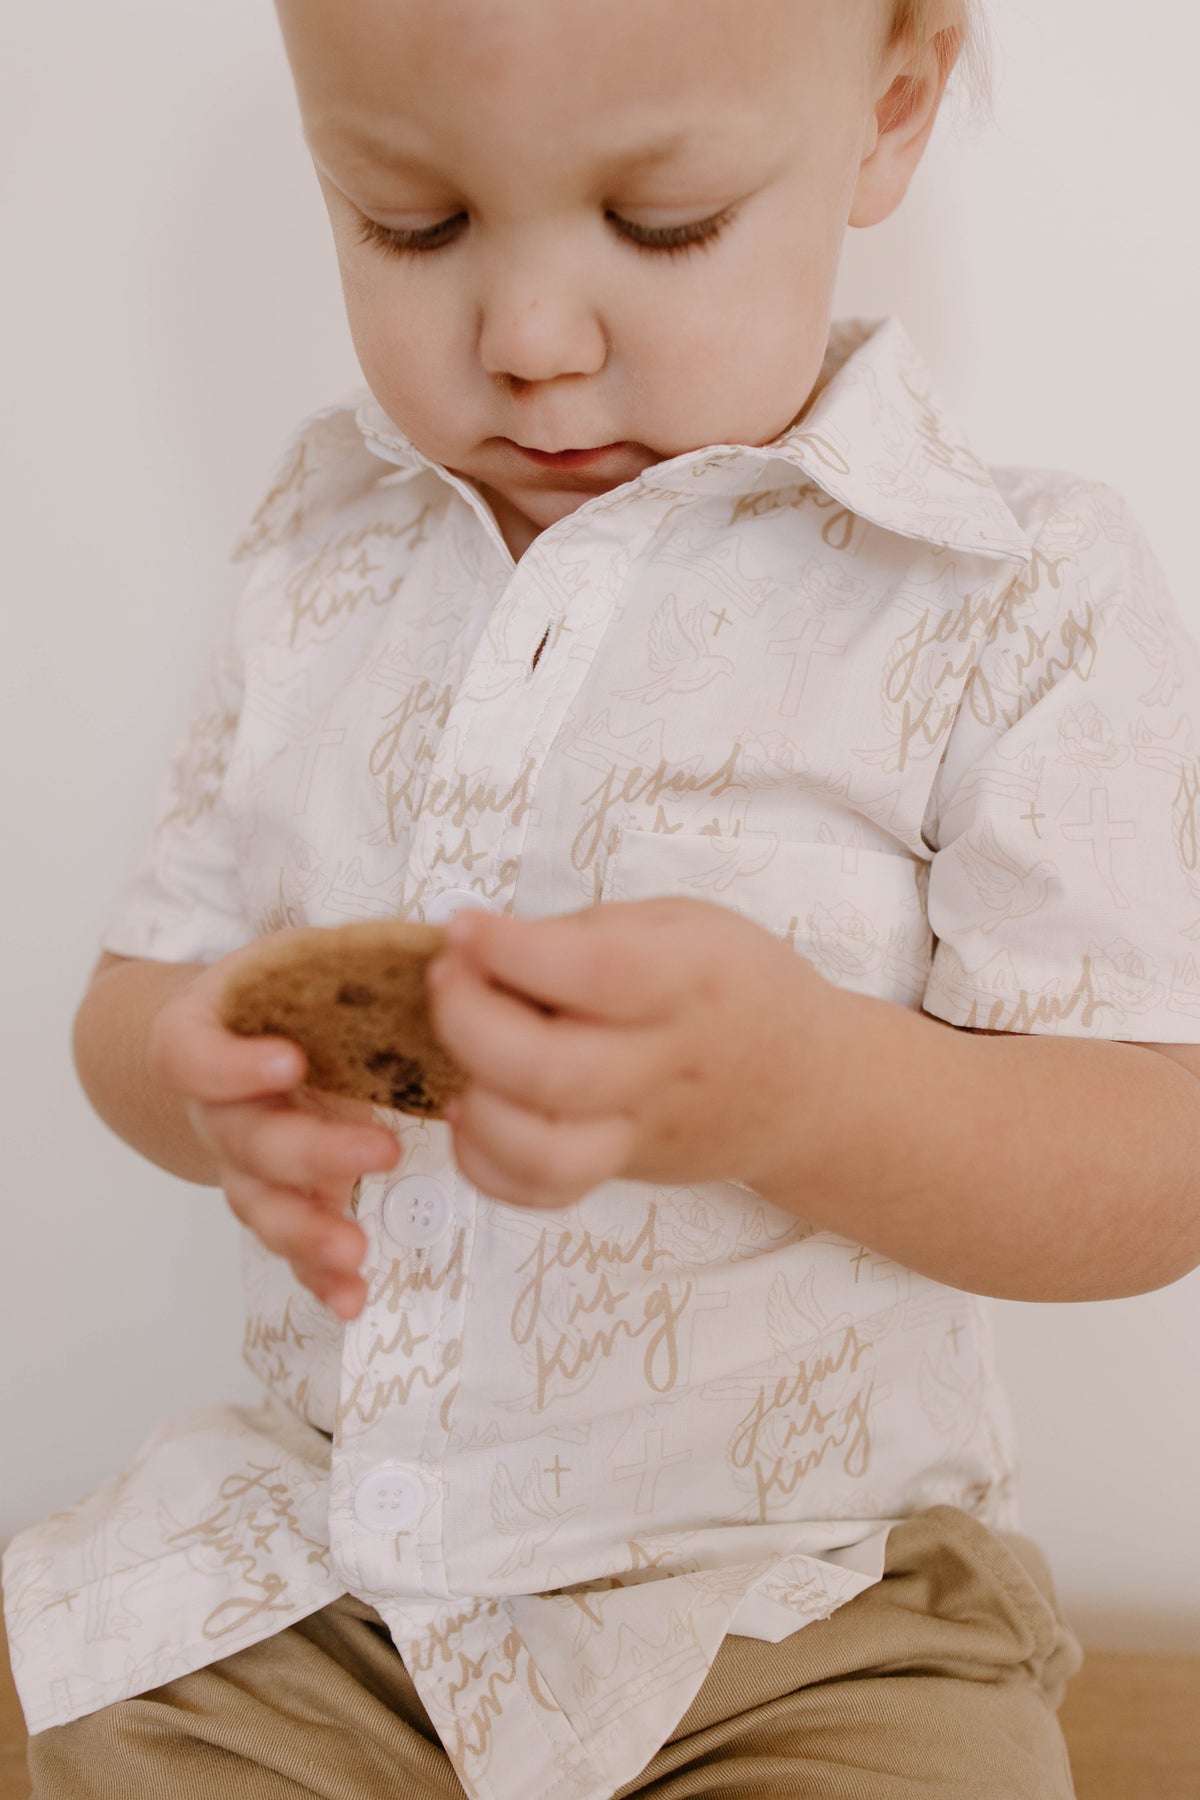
left=277, top=0, right=880, bottom=129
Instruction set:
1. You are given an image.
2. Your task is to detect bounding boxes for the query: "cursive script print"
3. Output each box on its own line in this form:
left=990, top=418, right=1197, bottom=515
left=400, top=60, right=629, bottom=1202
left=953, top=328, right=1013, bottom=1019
left=336, top=1336, right=463, bottom=1436
left=284, top=510, right=433, bottom=649
left=368, top=677, right=455, bottom=779
left=161, top=701, right=237, bottom=833
left=161, top=1461, right=331, bottom=1639
left=731, top=479, right=859, bottom=551
left=955, top=949, right=1123, bottom=1033
left=242, top=1297, right=322, bottom=1425
left=509, top=1208, right=693, bottom=1410
left=728, top=1323, right=876, bottom=1522
left=334, top=1236, right=468, bottom=1438
left=571, top=741, right=743, bottom=874
left=996, top=593, right=1101, bottom=734
left=880, top=585, right=1001, bottom=774
left=401, top=1603, right=561, bottom=1791
left=383, top=749, right=539, bottom=849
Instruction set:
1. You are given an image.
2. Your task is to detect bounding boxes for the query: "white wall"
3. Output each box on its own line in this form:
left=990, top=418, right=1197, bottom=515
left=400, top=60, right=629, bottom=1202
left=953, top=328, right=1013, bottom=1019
left=2, top=0, right=1197, bottom=1651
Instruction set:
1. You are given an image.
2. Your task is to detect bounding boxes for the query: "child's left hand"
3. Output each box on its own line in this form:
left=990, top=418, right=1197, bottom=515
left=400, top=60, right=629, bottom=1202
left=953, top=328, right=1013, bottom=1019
left=425, top=897, right=842, bottom=1210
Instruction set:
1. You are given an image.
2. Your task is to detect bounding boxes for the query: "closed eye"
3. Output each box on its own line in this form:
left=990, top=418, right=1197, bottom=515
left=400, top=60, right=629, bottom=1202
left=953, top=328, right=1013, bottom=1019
left=352, top=205, right=737, bottom=262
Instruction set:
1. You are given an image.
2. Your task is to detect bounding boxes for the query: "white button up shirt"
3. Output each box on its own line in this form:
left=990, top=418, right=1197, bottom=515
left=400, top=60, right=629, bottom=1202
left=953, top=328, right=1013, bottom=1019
left=7, top=314, right=1200, bottom=1800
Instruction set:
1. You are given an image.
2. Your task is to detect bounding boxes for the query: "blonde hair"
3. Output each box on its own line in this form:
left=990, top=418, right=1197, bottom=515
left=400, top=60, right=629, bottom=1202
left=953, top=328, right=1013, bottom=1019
left=881, top=0, right=994, bottom=130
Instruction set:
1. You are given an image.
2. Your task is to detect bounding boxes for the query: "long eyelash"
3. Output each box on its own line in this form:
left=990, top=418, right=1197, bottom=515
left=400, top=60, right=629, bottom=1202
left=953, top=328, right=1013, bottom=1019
left=353, top=212, right=465, bottom=261
left=352, top=206, right=736, bottom=262
left=611, top=208, right=735, bottom=258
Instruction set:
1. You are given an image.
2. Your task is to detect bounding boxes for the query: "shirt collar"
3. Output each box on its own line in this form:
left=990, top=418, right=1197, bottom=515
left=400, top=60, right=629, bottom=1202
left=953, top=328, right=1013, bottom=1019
left=761, top=314, right=1033, bottom=564
left=236, top=315, right=1031, bottom=569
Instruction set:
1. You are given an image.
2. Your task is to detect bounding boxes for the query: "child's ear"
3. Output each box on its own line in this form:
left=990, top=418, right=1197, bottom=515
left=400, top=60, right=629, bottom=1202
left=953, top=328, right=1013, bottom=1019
left=848, top=22, right=964, bottom=230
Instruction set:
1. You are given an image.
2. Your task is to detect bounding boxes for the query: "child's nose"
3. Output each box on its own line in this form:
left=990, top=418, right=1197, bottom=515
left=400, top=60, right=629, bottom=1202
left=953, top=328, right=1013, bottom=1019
left=478, top=270, right=608, bottom=391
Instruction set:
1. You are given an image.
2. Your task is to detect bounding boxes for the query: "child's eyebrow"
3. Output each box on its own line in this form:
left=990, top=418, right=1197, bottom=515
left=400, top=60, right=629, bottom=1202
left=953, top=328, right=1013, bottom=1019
left=307, top=124, right=711, bottom=179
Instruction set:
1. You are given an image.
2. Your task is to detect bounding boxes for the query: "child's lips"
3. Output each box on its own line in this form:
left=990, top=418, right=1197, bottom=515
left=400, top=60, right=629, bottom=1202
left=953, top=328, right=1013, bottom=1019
left=509, top=441, right=629, bottom=470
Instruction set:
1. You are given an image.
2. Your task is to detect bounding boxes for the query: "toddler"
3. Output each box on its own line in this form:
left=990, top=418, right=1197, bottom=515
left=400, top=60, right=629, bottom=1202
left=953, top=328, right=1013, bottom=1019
left=8, top=0, right=1200, bottom=1796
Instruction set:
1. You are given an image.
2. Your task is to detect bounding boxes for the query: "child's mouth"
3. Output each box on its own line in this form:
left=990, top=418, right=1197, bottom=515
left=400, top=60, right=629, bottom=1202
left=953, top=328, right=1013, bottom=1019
left=510, top=442, right=628, bottom=470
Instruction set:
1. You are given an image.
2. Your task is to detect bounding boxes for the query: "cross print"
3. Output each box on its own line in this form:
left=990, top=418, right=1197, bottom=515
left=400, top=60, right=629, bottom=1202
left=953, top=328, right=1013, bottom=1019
left=547, top=1454, right=571, bottom=1498
left=711, top=607, right=732, bottom=636
left=1060, top=785, right=1136, bottom=904
left=293, top=726, right=346, bottom=816
left=945, top=1318, right=963, bottom=1354
left=614, top=1427, right=692, bottom=1514
left=851, top=1245, right=872, bottom=1282
left=1020, top=802, right=1046, bottom=838
left=677, top=1286, right=729, bottom=1384
left=767, top=619, right=847, bottom=717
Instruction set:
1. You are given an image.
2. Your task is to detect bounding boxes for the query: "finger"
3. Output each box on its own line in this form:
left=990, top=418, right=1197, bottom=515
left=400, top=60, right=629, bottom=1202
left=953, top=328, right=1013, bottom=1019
left=292, top=1087, right=386, bottom=1130
left=450, top=1125, right=568, bottom=1211
left=148, top=985, right=308, bottom=1104
left=438, top=903, right=686, bottom=1023
left=428, top=953, right=657, bottom=1115
left=292, top=1257, right=368, bottom=1321
left=451, top=1083, right=634, bottom=1209
left=211, top=1098, right=399, bottom=1194
left=223, top=1170, right=369, bottom=1273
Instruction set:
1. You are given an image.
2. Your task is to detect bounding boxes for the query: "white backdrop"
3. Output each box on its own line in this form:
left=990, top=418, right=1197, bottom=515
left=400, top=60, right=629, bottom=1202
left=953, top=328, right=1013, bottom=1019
left=2, top=0, right=1197, bottom=1651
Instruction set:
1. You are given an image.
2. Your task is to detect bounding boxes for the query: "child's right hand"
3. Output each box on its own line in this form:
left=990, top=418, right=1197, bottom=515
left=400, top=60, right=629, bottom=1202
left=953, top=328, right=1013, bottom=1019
left=145, top=936, right=402, bottom=1319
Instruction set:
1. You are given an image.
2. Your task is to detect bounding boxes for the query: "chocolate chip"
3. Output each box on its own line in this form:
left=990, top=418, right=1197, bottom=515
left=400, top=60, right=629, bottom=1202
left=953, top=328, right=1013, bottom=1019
left=337, top=983, right=377, bottom=1006
left=363, top=1047, right=432, bottom=1111
left=391, top=1082, right=432, bottom=1110
left=366, top=1048, right=419, bottom=1080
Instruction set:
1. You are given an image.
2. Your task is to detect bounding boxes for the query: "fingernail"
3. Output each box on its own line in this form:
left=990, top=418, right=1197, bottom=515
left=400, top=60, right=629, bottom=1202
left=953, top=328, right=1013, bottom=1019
left=358, top=1140, right=397, bottom=1170
left=265, top=1049, right=301, bottom=1081
left=340, top=1143, right=374, bottom=1172
left=444, top=914, right=474, bottom=946
left=426, top=956, right=450, bottom=987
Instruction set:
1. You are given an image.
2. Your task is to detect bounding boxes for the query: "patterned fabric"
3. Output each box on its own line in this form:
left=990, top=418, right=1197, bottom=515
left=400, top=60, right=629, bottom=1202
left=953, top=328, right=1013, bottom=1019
left=24, top=1507, right=1084, bottom=1800
left=5, top=313, right=1198, bottom=1800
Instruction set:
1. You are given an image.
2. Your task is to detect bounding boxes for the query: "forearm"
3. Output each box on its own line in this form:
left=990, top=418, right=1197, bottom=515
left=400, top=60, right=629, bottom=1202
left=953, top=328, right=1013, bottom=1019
left=753, top=986, right=1200, bottom=1302
left=72, top=957, right=221, bottom=1185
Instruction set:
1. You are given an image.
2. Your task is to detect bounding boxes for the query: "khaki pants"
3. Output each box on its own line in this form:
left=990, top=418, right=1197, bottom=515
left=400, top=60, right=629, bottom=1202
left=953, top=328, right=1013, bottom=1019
left=26, top=1505, right=1084, bottom=1798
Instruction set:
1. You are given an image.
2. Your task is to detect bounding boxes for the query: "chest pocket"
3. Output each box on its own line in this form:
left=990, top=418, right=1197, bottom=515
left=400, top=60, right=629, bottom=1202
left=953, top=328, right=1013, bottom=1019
left=599, top=826, right=934, bottom=1009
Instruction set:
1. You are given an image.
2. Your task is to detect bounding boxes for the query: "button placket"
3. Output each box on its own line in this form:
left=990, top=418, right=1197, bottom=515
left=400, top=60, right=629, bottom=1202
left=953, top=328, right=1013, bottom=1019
left=343, top=512, right=654, bottom=1607
left=404, top=517, right=658, bottom=914
left=331, top=1164, right=460, bottom=1599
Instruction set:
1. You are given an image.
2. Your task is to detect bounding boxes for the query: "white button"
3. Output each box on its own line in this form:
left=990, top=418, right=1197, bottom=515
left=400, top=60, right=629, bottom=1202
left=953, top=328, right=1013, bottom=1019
left=353, top=1463, right=427, bottom=1532
left=424, top=887, right=492, bottom=926
left=383, top=1175, right=453, bottom=1248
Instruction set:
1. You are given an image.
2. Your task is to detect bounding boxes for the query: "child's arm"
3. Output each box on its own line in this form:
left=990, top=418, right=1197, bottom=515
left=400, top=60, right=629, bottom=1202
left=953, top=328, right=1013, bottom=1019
left=421, top=899, right=1200, bottom=1306
left=749, top=985, right=1200, bottom=1304
left=72, top=947, right=401, bottom=1316
left=74, top=953, right=225, bottom=1183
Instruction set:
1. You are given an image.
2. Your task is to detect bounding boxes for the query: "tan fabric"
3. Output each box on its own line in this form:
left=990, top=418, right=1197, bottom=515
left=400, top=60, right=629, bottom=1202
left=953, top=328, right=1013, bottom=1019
left=25, top=1506, right=1084, bottom=1799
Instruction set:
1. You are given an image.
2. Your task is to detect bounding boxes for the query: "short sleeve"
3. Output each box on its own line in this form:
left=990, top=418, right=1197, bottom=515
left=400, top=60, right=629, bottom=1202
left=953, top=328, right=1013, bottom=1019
left=96, top=392, right=392, bottom=966
left=98, top=583, right=254, bottom=965
left=921, top=478, right=1200, bottom=1040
